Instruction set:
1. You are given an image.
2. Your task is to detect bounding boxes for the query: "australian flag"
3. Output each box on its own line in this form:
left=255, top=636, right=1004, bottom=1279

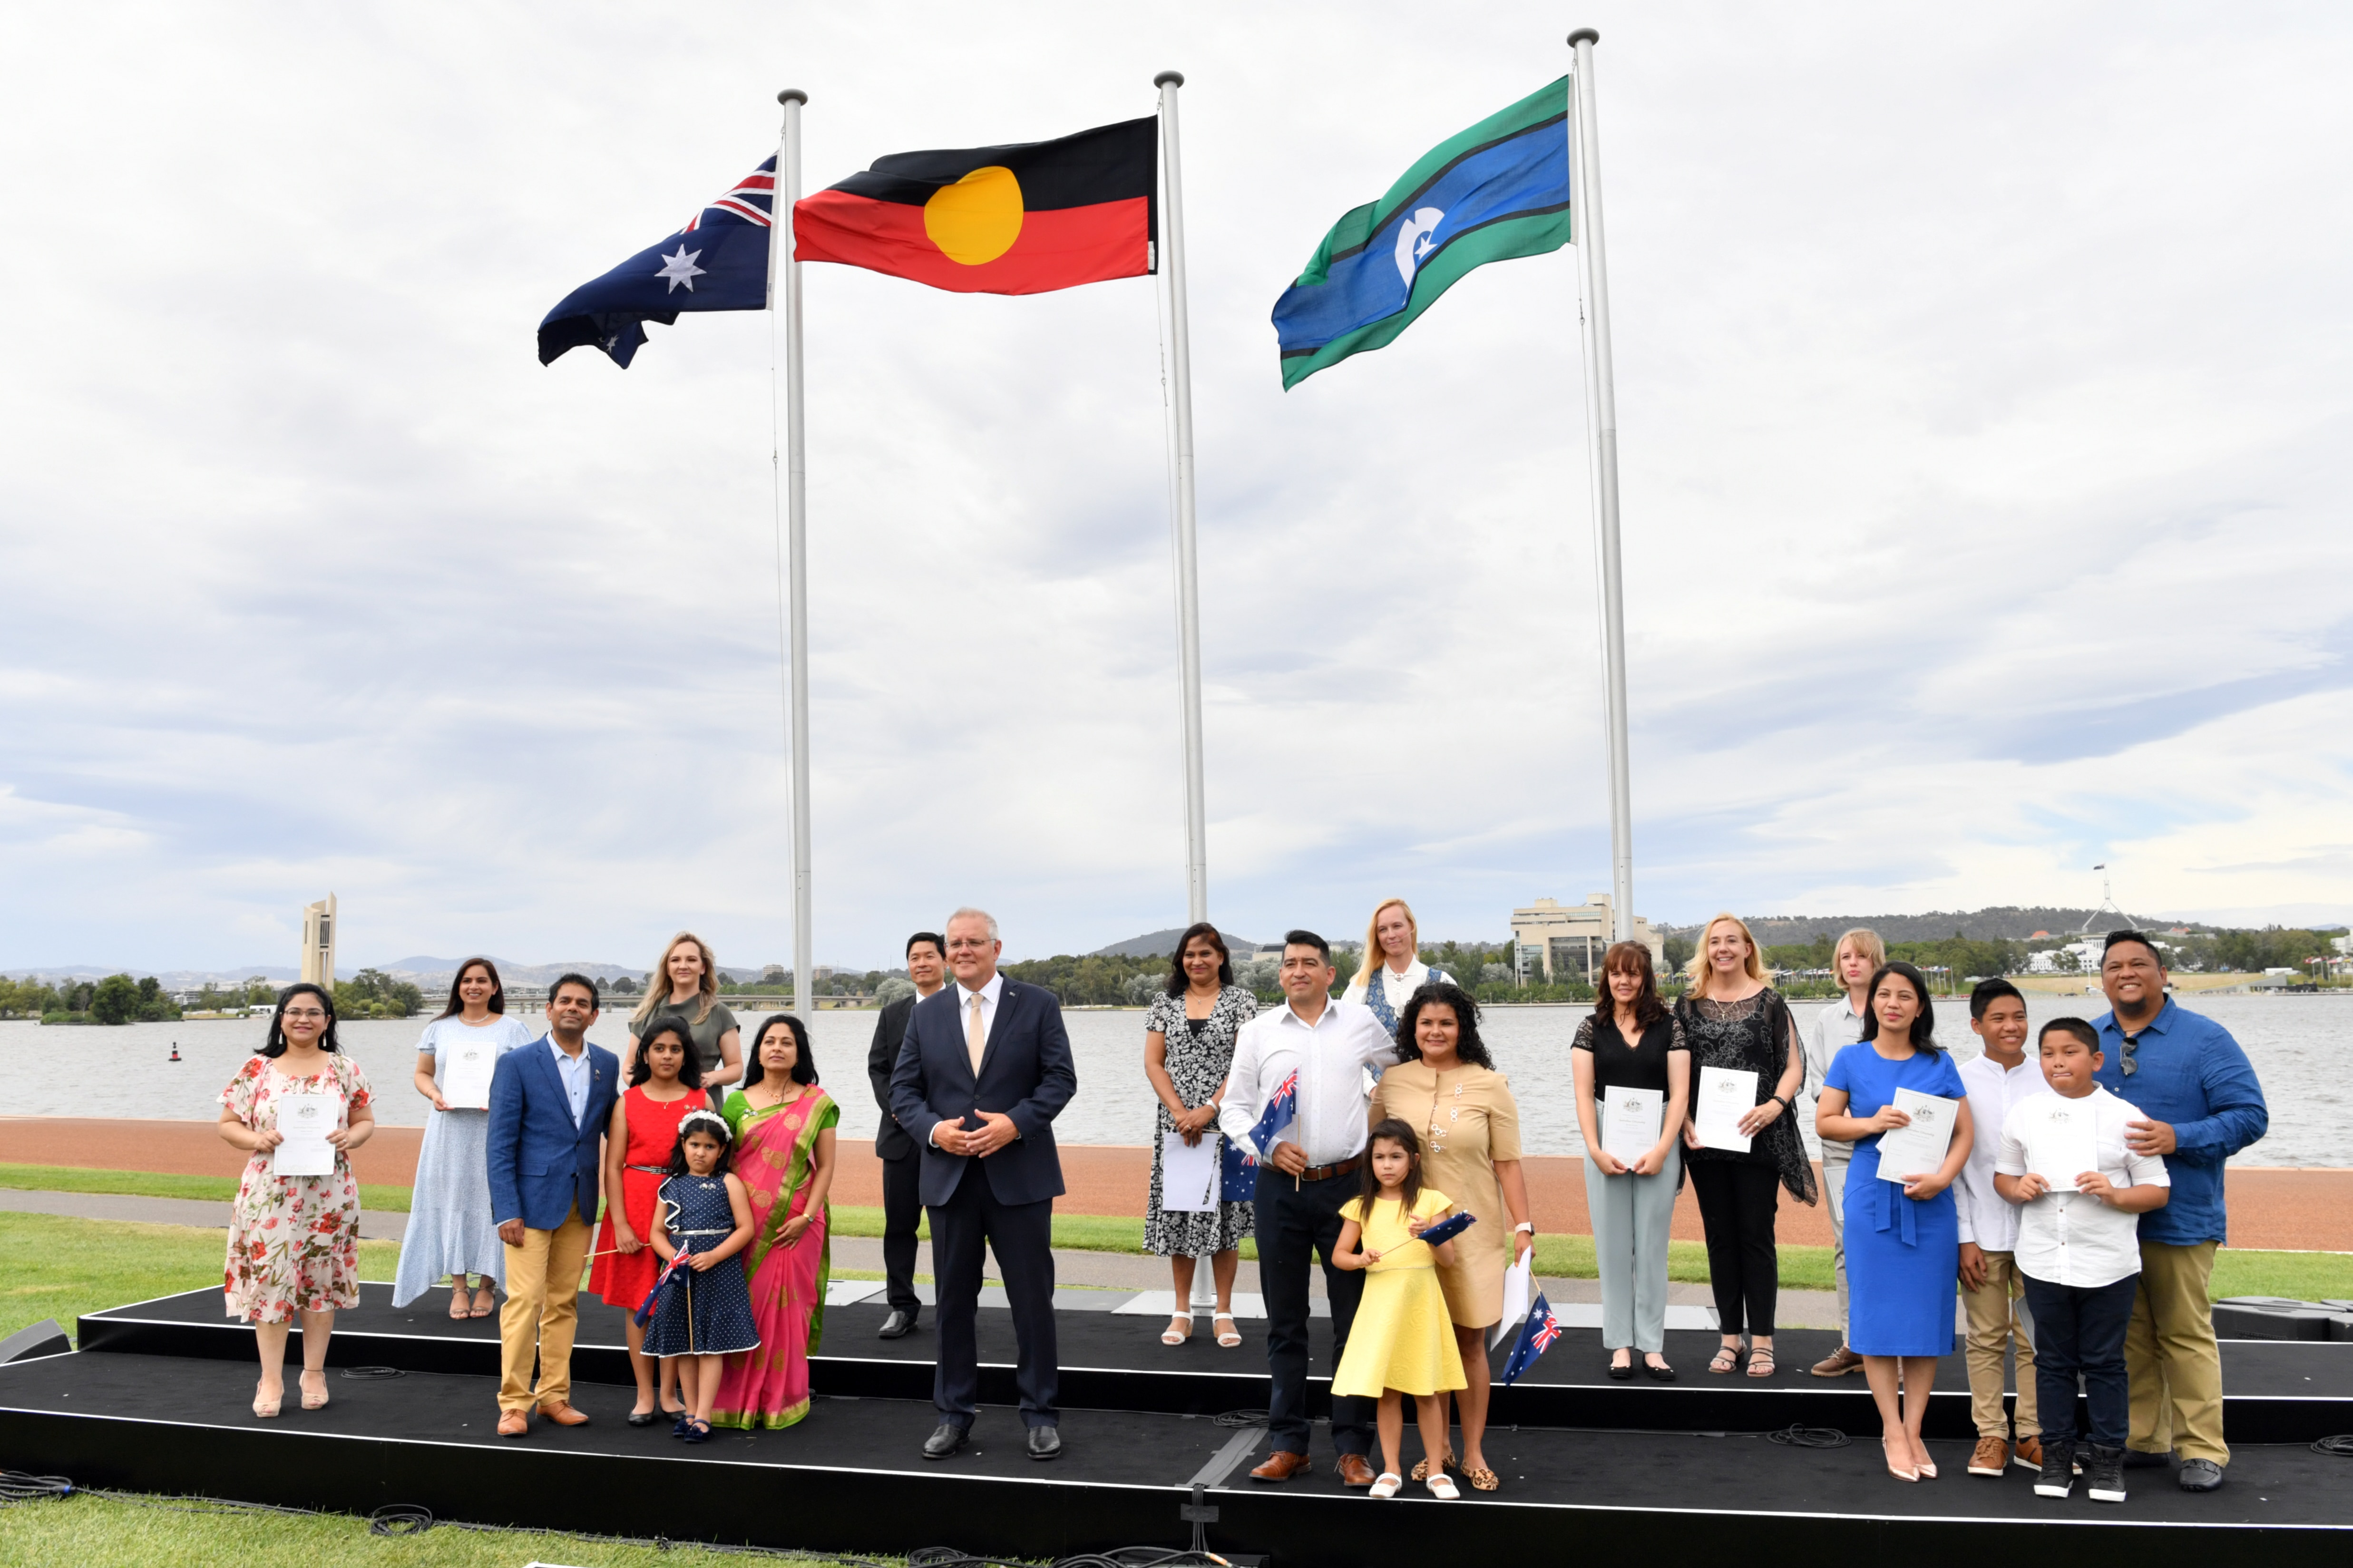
left=1249, top=1070, right=1298, bottom=1158
left=1224, top=1069, right=1298, bottom=1203
left=1499, top=1291, right=1563, bottom=1386
left=539, top=156, right=777, bottom=369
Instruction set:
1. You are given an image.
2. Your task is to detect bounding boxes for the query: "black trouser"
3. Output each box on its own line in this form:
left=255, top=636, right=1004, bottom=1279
left=1690, top=1160, right=1781, bottom=1337
left=2022, top=1271, right=2136, bottom=1449
left=928, top=1171, right=1057, bottom=1429
left=879, top=1148, right=923, bottom=1315
left=1256, top=1169, right=1371, bottom=1457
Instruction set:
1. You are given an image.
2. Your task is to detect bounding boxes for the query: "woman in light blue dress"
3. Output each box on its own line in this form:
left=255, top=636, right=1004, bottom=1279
left=1817, top=960, right=1974, bottom=1482
left=391, top=958, right=536, bottom=1315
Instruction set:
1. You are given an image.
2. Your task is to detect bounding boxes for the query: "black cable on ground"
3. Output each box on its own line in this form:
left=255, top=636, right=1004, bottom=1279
left=0, top=1471, right=73, bottom=1504
left=1767, top=1424, right=1852, bottom=1449
left=1212, top=1409, right=1269, bottom=1428
left=2312, top=1434, right=2353, bottom=1457
left=366, top=1503, right=433, bottom=1536
left=338, top=1365, right=404, bottom=1380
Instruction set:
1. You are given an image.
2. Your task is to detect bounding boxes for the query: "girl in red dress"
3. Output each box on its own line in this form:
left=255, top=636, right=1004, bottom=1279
left=590, top=1016, right=703, bottom=1422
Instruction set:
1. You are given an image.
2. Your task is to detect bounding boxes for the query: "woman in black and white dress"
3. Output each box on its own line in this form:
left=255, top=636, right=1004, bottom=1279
left=1142, top=922, right=1258, bottom=1349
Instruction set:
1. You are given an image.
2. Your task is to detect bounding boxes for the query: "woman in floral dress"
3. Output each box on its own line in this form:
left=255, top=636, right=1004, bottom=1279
left=216, top=983, right=376, bottom=1418
left=1142, top=922, right=1258, bottom=1348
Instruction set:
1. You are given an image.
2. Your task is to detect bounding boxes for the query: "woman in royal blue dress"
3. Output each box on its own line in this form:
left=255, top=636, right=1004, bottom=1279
left=1816, top=961, right=1975, bottom=1483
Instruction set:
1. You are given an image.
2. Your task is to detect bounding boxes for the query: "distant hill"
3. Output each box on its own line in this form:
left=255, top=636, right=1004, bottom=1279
left=1093, top=928, right=1270, bottom=959
left=379, top=956, right=642, bottom=986
left=1658, top=907, right=2195, bottom=944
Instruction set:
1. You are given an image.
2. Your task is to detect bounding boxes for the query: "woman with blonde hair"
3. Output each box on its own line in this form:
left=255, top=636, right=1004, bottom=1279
left=1675, top=913, right=1815, bottom=1378
left=1342, top=898, right=1455, bottom=1038
left=628, top=932, right=743, bottom=1100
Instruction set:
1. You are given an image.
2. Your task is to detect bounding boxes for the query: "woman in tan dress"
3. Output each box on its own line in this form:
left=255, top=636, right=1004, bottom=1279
left=1373, top=980, right=1533, bottom=1492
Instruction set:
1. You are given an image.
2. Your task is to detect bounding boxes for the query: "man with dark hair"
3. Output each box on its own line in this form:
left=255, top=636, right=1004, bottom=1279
left=1955, top=977, right=2045, bottom=1475
left=2091, top=931, right=2268, bottom=1492
left=867, top=932, right=950, bottom=1338
left=1219, top=929, right=1397, bottom=1487
left=485, top=974, right=617, bottom=1438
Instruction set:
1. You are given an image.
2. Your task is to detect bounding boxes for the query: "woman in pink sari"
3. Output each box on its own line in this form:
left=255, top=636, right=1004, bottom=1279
left=711, top=1013, right=837, bottom=1430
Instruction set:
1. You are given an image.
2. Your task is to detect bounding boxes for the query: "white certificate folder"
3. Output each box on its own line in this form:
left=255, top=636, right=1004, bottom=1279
left=440, top=1042, right=497, bottom=1110
left=1693, top=1067, right=1757, bottom=1153
left=1875, top=1090, right=1961, bottom=1184
left=1601, top=1087, right=1664, bottom=1165
left=1159, top=1129, right=1220, bottom=1212
left=270, top=1092, right=339, bottom=1178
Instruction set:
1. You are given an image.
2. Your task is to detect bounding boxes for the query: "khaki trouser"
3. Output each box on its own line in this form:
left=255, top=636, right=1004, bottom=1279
left=1821, top=1145, right=1850, bottom=1339
left=499, top=1205, right=591, bottom=1413
left=1961, top=1249, right=2039, bottom=1439
left=2127, top=1239, right=2226, bottom=1464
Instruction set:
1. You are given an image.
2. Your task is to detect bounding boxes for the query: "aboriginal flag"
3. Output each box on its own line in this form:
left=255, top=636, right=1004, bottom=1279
left=793, top=117, right=1155, bottom=294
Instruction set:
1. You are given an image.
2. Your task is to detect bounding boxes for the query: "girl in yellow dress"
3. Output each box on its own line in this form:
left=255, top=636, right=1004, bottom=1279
left=1334, top=1119, right=1467, bottom=1499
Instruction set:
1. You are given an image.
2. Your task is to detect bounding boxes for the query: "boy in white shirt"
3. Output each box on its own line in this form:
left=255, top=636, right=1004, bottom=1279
left=1956, top=980, right=2046, bottom=1476
left=1995, top=1018, right=2169, bottom=1506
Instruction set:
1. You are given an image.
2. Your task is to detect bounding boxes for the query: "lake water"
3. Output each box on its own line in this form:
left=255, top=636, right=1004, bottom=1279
left=2, top=993, right=2343, bottom=1167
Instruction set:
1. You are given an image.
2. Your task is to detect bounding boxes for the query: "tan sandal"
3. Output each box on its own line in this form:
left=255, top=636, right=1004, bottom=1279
left=1465, top=1465, right=1499, bottom=1492
left=299, top=1371, right=330, bottom=1410
left=1410, top=1447, right=1456, bottom=1481
left=1213, top=1312, right=1242, bottom=1348
left=252, top=1381, right=282, bottom=1419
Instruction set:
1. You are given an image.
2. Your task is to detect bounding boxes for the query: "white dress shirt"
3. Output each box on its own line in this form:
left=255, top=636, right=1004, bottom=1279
left=1219, top=998, right=1399, bottom=1168
left=1805, top=994, right=1868, bottom=1153
left=1955, top=1052, right=2047, bottom=1251
left=1995, top=1087, right=2170, bottom=1289
left=928, top=971, right=1007, bottom=1149
left=547, top=1035, right=592, bottom=1127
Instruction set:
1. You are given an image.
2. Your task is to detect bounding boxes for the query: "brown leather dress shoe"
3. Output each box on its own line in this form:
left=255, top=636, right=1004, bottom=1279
left=496, top=1410, right=529, bottom=1438
left=1249, top=1450, right=1312, bottom=1482
left=2013, top=1435, right=2045, bottom=1471
left=537, top=1402, right=590, bottom=1427
left=1337, top=1453, right=1377, bottom=1488
left=1810, top=1345, right=1865, bottom=1377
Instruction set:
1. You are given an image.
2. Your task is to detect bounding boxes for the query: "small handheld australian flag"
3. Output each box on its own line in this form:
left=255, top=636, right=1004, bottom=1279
left=1500, top=1291, right=1563, bottom=1386
left=539, top=157, right=777, bottom=368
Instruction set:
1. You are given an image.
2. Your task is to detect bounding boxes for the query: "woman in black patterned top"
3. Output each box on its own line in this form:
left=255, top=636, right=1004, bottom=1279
left=1675, top=913, right=1815, bottom=1379
left=1142, top=922, right=1259, bottom=1349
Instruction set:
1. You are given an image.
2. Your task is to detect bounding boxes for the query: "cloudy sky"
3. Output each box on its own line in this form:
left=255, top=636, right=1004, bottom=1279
left=4, top=2, right=2349, bottom=975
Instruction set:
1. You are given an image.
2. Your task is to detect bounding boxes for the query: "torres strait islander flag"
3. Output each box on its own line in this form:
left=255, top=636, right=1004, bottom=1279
left=793, top=116, right=1156, bottom=293
left=1271, top=78, right=1573, bottom=389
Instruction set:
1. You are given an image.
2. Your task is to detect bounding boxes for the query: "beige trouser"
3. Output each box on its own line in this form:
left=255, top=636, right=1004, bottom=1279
left=499, top=1205, right=591, bottom=1413
left=1961, top=1248, right=2039, bottom=1439
left=2126, top=1239, right=2226, bottom=1464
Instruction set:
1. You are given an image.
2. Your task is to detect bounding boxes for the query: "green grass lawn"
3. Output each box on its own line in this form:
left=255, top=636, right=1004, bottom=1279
left=0, top=1490, right=844, bottom=1567
left=0, top=1162, right=411, bottom=1213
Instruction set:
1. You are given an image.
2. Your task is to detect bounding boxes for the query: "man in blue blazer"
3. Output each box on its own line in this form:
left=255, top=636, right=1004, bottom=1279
left=485, top=972, right=619, bottom=1438
left=889, top=906, right=1077, bottom=1461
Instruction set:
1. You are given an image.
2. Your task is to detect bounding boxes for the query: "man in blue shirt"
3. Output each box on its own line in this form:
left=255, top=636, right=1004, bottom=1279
left=2090, top=931, right=2268, bottom=1494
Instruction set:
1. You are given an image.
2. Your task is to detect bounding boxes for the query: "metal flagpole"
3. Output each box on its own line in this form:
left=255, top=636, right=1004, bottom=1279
left=1155, top=69, right=1210, bottom=929
left=1567, top=30, right=1635, bottom=945
left=772, top=88, right=814, bottom=1014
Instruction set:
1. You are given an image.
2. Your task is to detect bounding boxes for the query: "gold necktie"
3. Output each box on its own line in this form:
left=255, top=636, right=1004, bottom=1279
left=966, top=994, right=987, bottom=1077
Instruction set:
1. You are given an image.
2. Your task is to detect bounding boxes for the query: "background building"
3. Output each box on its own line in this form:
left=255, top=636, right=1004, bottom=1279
left=300, top=894, right=336, bottom=987
left=1510, top=895, right=1664, bottom=983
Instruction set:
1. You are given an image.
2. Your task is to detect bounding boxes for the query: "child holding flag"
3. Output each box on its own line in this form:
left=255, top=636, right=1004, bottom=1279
left=643, top=1110, right=758, bottom=1442
left=1332, top=1120, right=1468, bottom=1499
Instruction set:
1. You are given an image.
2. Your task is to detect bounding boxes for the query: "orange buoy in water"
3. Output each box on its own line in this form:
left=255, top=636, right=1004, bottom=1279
left=169, top=1042, right=181, bottom=1062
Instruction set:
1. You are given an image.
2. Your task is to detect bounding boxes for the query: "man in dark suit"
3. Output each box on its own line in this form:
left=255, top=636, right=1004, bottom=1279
left=485, top=972, right=619, bottom=1438
left=889, top=906, right=1076, bottom=1461
left=866, top=930, right=949, bottom=1337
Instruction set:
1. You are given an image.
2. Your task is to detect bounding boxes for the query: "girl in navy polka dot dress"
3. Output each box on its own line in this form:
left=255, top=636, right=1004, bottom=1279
left=644, top=1109, right=758, bottom=1441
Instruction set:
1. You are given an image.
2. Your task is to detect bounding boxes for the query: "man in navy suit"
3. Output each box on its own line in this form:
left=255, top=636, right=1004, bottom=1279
left=889, top=906, right=1077, bottom=1461
left=486, top=972, right=619, bottom=1438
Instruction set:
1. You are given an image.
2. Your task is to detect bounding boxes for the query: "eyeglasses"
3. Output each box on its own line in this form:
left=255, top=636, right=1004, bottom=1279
left=282, top=1008, right=327, bottom=1021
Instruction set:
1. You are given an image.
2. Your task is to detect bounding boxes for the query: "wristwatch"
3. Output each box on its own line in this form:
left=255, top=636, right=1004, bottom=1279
left=1513, top=1222, right=1534, bottom=1235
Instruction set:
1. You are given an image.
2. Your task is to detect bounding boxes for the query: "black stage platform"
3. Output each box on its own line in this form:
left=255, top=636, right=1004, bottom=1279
left=0, top=1288, right=2345, bottom=1565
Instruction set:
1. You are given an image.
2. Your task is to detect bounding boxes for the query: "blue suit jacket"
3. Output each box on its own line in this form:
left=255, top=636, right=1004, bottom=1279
left=486, top=1036, right=620, bottom=1232
left=888, top=977, right=1075, bottom=1208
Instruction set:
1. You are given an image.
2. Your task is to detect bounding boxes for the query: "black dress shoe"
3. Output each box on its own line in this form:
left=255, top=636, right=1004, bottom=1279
left=923, top=1422, right=969, bottom=1460
left=879, top=1309, right=918, bottom=1340
left=1026, top=1425, right=1062, bottom=1461
left=626, top=1410, right=661, bottom=1427
left=1644, top=1359, right=1677, bottom=1383
left=1607, top=1356, right=1635, bottom=1380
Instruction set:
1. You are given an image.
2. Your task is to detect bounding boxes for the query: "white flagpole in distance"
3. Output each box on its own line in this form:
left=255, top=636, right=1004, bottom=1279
left=771, top=88, right=815, bottom=1014
left=1567, top=31, right=1635, bottom=945
left=1155, top=71, right=1211, bottom=929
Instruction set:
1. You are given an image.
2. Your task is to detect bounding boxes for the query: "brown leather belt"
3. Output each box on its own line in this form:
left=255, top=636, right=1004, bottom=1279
left=1298, top=1155, right=1363, bottom=1183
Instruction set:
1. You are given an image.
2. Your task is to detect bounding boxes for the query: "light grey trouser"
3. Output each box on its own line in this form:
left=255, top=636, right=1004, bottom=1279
left=1822, top=1143, right=1851, bottom=1341
left=1586, top=1145, right=1682, bottom=1354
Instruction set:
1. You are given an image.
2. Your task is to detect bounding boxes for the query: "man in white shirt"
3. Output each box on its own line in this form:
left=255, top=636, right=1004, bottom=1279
left=1219, top=929, right=1398, bottom=1487
left=1994, top=1018, right=2170, bottom=1506
left=1804, top=927, right=1880, bottom=1376
left=1955, top=979, right=2047, bottom=1476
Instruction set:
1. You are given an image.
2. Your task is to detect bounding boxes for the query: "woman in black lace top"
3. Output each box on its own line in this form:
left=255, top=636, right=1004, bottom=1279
left=1676, top=914, right=1815, bottom=1378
